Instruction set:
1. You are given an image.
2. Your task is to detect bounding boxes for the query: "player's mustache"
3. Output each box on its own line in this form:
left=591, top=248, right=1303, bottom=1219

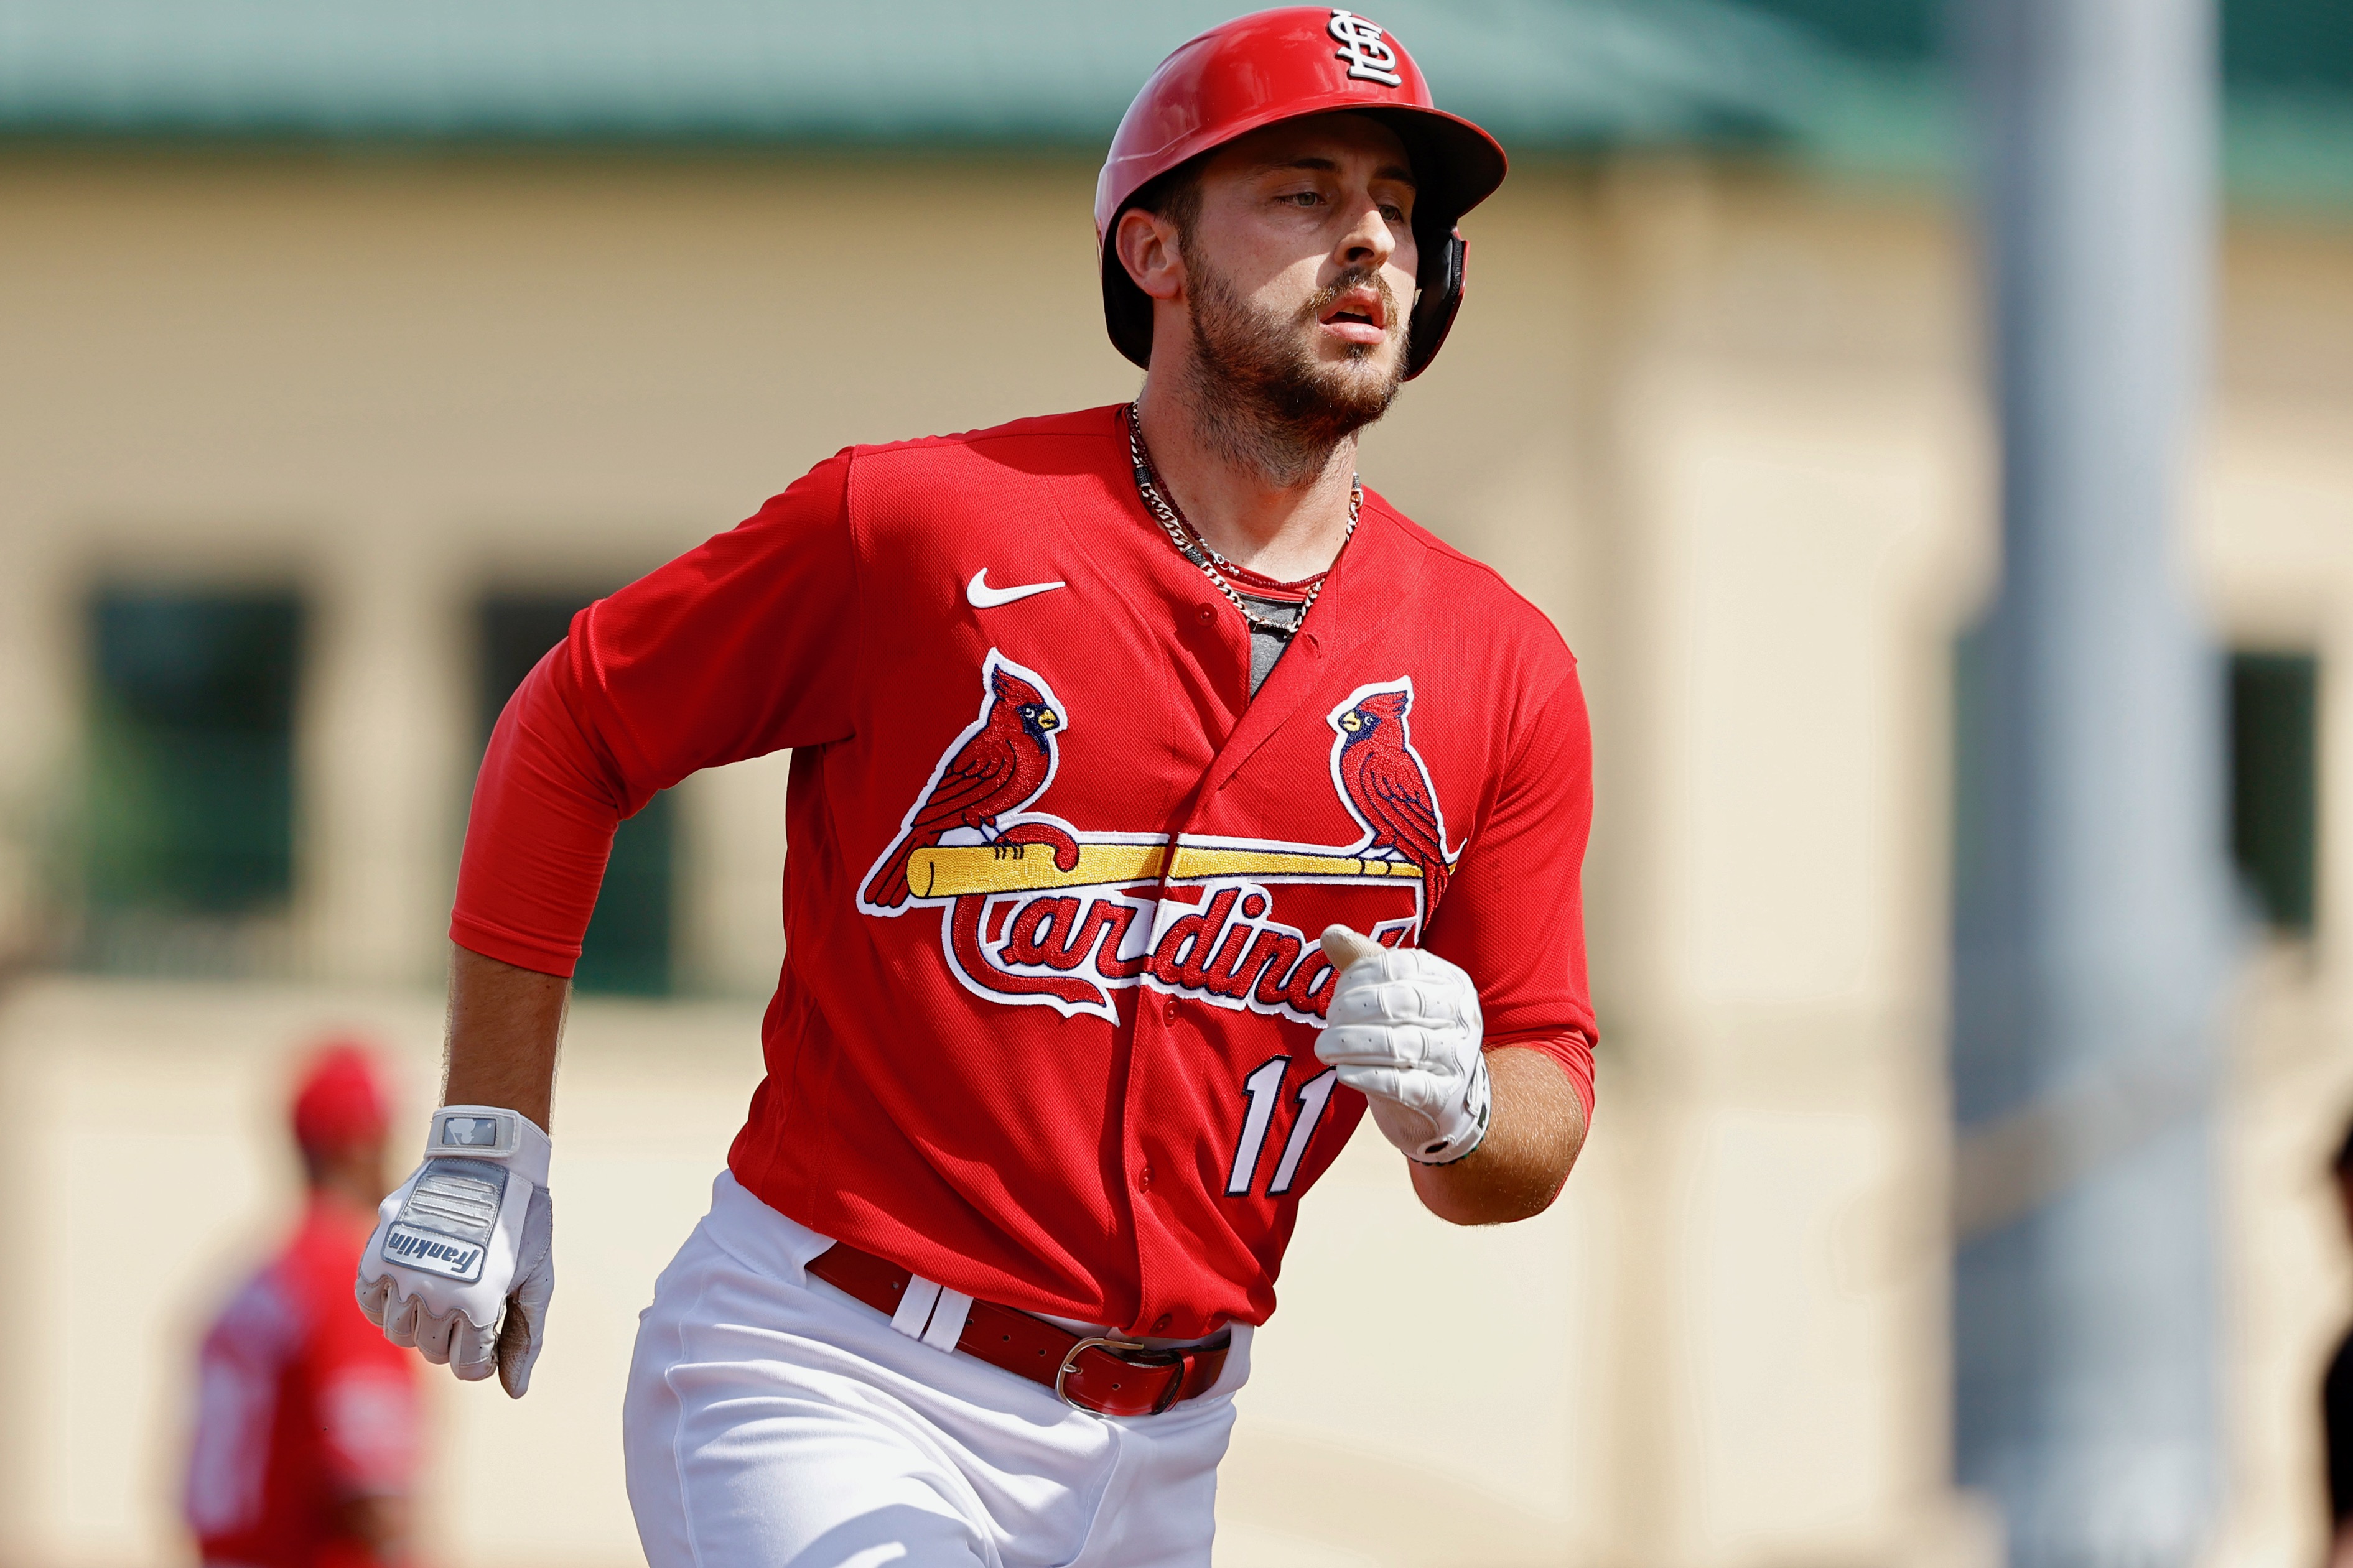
left=1299, top=268, right=1400, bottom=333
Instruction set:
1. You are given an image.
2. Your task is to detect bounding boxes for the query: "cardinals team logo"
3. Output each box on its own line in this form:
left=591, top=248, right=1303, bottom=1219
left=861, top=652, right=1066, bottom=913
left=1326, top=679, right=1458, bottom=911
left=860, top=652, right=1456, bottom=1023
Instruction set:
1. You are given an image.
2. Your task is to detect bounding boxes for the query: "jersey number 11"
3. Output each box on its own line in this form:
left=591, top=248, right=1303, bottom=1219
left=1226, top=1055, right=1340, bottom=1199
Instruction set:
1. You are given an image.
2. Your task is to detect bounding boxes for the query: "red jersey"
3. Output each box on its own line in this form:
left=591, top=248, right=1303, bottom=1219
left=186, top=1195, right=421, bottom=1567
left=452, top=404, right=1596, bottom=1339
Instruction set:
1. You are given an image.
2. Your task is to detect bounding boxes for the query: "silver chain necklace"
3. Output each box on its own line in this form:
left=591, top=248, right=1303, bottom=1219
left=1125, top=401, right=1358, bottom=639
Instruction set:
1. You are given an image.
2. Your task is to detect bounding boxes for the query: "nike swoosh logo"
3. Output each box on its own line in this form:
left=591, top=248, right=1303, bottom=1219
left=966, top=569, right=1066, bottom=609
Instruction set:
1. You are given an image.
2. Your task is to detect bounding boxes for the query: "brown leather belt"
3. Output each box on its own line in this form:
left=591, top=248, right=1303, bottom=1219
left=804, top=1241, right=1229, bottom=1418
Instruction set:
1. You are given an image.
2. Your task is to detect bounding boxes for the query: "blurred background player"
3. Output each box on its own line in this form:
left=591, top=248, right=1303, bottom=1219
left=185, top=1039, right=421, bottom=1568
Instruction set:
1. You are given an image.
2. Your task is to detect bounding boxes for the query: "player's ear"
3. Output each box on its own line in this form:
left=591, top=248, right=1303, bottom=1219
left=1114, top=207, right=1185, bottom=304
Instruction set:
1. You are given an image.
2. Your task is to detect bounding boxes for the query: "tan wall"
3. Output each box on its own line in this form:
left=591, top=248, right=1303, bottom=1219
left=0, top=146, right=2349, bottom=1567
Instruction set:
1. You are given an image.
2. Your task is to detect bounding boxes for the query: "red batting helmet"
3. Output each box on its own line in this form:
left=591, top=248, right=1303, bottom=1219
left=290, top=1037, right=392, bottom=1154
left=1094, top=7, right=1508, bottom=381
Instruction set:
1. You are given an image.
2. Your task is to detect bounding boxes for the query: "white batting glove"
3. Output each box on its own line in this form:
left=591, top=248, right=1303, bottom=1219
left=1315, top=926, right=1492, bottom=1166
left=356, top=1105, right=554, bottom=1398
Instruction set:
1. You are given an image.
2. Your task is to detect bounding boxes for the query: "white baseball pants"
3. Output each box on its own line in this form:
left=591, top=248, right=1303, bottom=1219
left=623, top=1174, right=1251, bottom=1568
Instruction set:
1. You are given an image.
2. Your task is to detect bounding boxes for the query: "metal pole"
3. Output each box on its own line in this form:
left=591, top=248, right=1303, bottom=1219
left=1951, top=0, right=2228, bottom=1562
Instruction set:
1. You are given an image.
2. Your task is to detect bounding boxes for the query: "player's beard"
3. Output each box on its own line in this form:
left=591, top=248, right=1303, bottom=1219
left=1179, top=253, right=1409, bottom=491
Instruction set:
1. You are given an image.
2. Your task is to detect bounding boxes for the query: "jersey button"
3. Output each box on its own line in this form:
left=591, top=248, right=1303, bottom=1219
left=1162, top=996, right=1179, bottom=1023
left=1152, top=1314, right=1173, bottom=1333
left=1139, top=1164, right=1155, bottom=1187
left=1195, top=605, right=1215, bottom=625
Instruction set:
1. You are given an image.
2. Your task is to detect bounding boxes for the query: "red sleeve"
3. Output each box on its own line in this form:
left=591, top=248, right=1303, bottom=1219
left=1423, top=664, right=1598, bottom=1121
left=451, top=453, right=860, bottom=976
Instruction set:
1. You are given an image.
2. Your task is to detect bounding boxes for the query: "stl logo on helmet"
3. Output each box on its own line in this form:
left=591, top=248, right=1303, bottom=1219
left=859, top=652, right=1458, bottom=1024
left=1328, top=9, right=1405, bottom=88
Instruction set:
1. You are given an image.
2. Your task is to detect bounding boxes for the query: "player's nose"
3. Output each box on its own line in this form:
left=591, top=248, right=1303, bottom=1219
left=1334, top=197, right=1398, bottom=271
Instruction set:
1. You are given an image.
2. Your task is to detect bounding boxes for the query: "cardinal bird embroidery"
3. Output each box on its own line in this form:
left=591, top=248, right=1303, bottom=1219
left=1328, top=680, right=1455, bottom=915
left=862, top=654, right=1065, bottom=910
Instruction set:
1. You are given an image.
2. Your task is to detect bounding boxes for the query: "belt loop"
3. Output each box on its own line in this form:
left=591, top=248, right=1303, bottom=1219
left=890, top=1276, right=944, bottom=1339
left=922, top=1288, right=974, bottom=1351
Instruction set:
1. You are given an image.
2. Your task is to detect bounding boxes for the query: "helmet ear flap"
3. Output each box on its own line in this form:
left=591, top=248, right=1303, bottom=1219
left=1403, top=227, right=1466, bottom=381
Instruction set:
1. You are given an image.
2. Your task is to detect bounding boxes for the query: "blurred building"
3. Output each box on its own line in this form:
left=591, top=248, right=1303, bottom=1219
left=0, top=2, right=2349, bottom=1565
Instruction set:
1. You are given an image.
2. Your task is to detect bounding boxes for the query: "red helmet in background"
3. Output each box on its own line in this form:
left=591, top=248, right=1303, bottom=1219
left=1095, top=7, right=1508, bottom=381
left=290, top=1037, right=393, bottom=1155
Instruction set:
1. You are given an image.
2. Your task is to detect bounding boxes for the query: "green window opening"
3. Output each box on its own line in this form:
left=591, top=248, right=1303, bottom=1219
left=2229, top=651, right=2319, bottom=934
left=478, top=593, right=674, bottom=996
left=85, top=590, right=302, bottom=972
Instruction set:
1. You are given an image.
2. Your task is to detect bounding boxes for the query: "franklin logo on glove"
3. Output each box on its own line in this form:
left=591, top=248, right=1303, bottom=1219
left=356, top=1105, right=554, bottom=1398
left=381, top=1228, right=483, bottom=1279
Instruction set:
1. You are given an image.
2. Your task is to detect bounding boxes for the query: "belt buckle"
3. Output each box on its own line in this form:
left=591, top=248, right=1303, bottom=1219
left=1054, top=1334, right=1148, bottom=1416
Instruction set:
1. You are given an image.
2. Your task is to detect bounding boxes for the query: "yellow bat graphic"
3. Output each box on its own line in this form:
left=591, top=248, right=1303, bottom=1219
left=906, top=842, right=1428, bottom=899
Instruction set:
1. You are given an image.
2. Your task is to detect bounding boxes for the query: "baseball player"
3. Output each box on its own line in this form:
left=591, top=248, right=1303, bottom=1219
left=188, top=1041, right=421, bottom=1568
left=356, top=8, right=1597, bottom=1564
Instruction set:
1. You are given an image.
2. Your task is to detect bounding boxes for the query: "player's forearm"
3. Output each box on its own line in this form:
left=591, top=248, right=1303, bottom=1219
left=1409, top=1046, right=1586, bottom=1225
left=442, top=943, right=570, bottom=1130
left=361, top=952, right=561, bottom=1394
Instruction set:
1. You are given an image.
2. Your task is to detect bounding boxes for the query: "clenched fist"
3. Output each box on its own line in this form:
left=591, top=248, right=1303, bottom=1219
left=356, top=1105, right=554, bottom=1398
left=1315, top=926, right=1491, bottom=1166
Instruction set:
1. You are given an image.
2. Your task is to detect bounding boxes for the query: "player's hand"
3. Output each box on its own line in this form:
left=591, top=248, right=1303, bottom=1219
left=356, top=1105, right=554, bottom=1399
left=1315, top=926, right=1492, bottom=1166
